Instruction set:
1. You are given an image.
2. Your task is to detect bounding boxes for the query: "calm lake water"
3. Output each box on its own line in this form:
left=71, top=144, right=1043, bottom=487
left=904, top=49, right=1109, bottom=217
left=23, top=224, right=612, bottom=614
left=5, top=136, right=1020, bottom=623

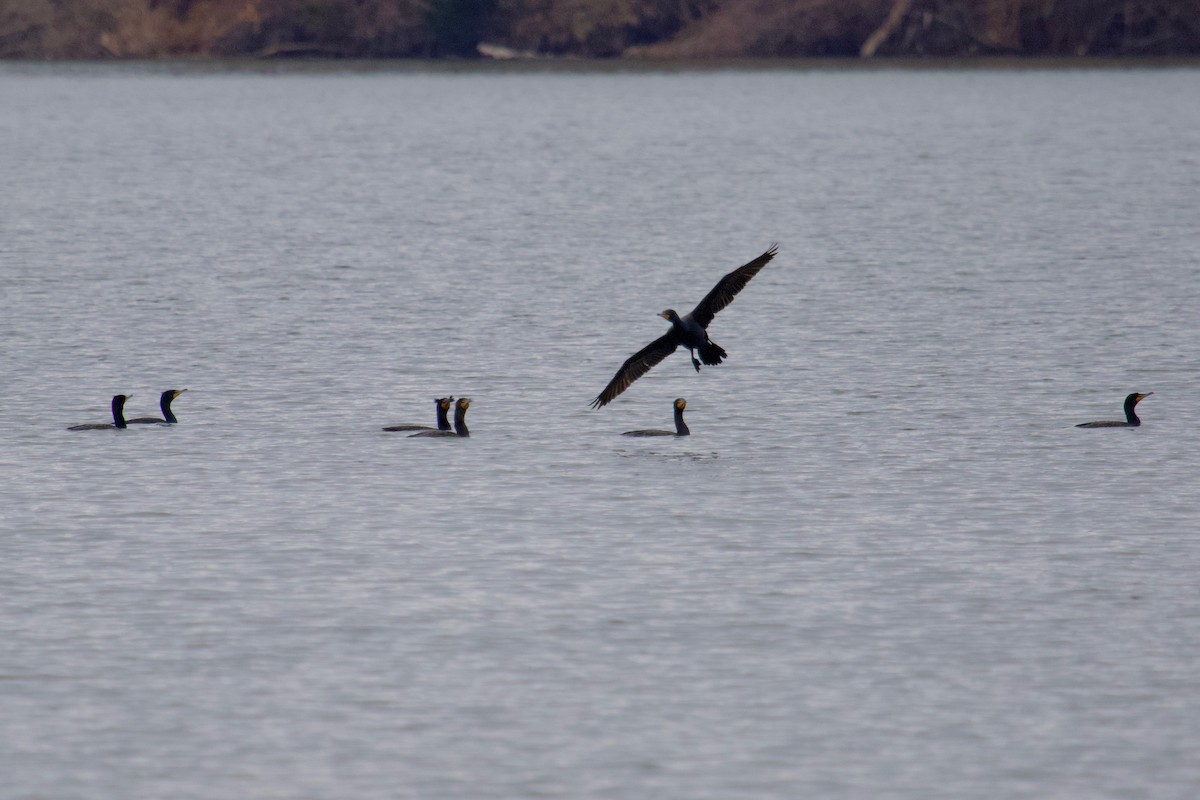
left=2, top=61, right=1199, bottom=799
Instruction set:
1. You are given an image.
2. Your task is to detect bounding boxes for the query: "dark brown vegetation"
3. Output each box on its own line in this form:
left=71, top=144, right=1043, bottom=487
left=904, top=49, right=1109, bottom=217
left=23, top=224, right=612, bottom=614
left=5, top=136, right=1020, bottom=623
left=3, top=0, right=1199, bottom=59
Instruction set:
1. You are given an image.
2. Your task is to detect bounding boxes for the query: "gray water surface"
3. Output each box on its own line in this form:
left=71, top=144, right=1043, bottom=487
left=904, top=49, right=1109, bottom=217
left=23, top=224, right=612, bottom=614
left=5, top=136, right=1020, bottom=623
left=2, top=63, right=1199, bottom=799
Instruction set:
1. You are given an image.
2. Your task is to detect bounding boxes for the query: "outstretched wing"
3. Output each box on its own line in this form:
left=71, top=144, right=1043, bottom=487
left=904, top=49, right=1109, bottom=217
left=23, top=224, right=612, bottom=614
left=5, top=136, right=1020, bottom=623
left=590, top=331, right=680, bottom=409
left=690, top=244, right=777, bottom=329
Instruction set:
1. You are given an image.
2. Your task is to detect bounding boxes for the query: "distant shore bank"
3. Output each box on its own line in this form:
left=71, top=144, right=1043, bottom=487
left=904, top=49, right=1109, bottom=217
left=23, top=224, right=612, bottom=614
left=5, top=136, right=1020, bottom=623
left=5, top=0, right=1199, bottom=61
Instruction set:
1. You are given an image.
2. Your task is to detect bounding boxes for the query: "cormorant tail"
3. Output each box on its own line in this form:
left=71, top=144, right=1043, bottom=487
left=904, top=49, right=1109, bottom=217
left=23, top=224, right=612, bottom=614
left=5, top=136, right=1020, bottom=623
left=698, top=340, right=726, bottom=366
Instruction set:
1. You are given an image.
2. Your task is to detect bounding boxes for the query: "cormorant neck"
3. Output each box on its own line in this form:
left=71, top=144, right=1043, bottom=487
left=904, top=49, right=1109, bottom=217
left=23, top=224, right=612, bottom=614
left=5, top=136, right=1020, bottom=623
left=160, top=394, right=177, bottom=424
left=454, top=406, right=469, bottom=437
left=436, top=402, right=451, bottom=431
left=112, top=397, right=127, bottom=429
left=1123, top=397, right=1141, bottom=426
left=674, top=406, right=689, bottom=435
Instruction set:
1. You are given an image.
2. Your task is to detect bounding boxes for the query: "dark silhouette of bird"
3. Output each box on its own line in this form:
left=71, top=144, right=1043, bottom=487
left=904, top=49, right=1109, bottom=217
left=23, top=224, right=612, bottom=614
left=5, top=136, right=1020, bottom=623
left=1076, top=392, right=1152, bottom=428
left=127, top=389, right=188, bottom=424
left=409, top=397, right=471, bottom=438
left=68, top=395, right=130, bottom=430
left=622, top=398, right=690, bottom=436
left=590, top=244, right=777, bottom=408
left=383, top=397, right=454, bottom=432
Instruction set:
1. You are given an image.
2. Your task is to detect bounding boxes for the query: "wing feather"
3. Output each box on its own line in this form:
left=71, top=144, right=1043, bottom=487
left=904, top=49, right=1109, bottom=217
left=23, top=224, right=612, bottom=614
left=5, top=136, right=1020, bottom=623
left=690, top=244, right=777, bottom=329
left=590, top=331, right=680, bottom=409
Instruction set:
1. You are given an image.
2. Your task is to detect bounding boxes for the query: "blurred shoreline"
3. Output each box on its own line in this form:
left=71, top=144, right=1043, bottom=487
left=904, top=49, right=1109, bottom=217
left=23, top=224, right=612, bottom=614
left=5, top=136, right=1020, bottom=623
left=5, top=0, right=1200, bottom=61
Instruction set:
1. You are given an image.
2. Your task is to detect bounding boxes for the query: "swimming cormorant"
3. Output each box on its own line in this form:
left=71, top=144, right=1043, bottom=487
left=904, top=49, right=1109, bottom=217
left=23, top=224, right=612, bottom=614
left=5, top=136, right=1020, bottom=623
left=591, top=244, right=777, bottom=408
left=68, top=395, right=130, bottom=430
left=1076, top=392, right=1153, bottom=428
left=622, top=398, right=690, bottom=436
left=383, top=397, right=453, bottom=432
left=127, top=389, right=187, bottom=424
left=409, top=397, right=471, bottom=437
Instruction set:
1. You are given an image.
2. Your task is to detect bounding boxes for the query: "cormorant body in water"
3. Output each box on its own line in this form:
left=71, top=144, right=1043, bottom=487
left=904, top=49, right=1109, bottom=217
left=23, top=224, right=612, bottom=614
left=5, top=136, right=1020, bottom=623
left=1076, top=392, right=1152, bottom=428
left=68, top=395, right=130, bottom=430
left=127, top=389, right=187, bottom=424
left=622, top=398, right=690, bottom=436
left=410, top=397, right=471, bottom=437
left=383, top=397, right=453, bottom=432
left=591, top=245, right=777, bottom=408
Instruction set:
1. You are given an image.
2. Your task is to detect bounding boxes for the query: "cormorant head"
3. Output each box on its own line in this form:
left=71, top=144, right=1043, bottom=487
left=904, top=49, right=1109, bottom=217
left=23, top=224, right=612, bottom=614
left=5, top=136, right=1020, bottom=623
left=164, top=389, right=187, bottom=401
left=113, top=394, right=130, bottom=408
left=437, top=396, right=453, bottom=410
left=457, top=397, right=471, bottom=410
left=674, top=398, right=687, bottom=411
left=661, top=309, right=680, bottom=323
left=1126, top=392, right=1152, bottom=408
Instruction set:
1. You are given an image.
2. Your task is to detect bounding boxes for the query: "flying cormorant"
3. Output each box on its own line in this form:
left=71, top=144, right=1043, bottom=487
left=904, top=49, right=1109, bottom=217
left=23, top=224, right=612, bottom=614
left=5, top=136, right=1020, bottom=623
left=590, top=244, right=777, bottom=408
left=409, top=397, right=471, bottom=437
left=383, top=397, right=453, bottom=432
left=68, top=395, right=130, bottom=430
left=1076, top=392, right=1152, bottom=428
left=127, top=389, right=188, bottom=424
left=622, top=398, right=690, bottom=436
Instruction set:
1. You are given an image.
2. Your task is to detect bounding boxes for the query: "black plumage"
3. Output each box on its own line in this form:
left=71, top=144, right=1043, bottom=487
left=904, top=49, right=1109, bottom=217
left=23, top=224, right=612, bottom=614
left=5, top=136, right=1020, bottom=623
left=622, top=397, right=690, bottom=437
left=383, top=397, right=454, bottom=432
left=127, top=389, right=187, bottom=424
left=1076, top=392, right=1152, bottom=428
left=409, top=397, right=471, bottom=438
left=68, top=395, right=130, bottom=430
left=591, top=245, right=777, bottom=408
